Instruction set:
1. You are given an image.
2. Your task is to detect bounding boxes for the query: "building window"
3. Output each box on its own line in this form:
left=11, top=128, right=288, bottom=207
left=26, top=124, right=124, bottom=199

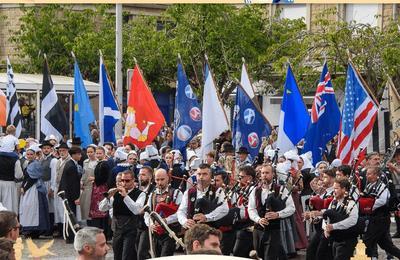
left=279, top=4, right=307, bottom=20
left=345, top=4, right=379, bottom=26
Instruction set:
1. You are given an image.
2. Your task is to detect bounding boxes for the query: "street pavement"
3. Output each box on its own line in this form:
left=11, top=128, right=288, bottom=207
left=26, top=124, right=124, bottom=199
left=19, top=221, right=400, bottom=259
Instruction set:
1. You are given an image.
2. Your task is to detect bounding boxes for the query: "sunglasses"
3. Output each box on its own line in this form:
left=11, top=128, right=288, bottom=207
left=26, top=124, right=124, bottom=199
left=120, top=179, right=133, bottom=183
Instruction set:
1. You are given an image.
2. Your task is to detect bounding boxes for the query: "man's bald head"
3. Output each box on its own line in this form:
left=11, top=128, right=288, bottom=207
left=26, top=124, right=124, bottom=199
left=154, top=168, right=169, bottom=190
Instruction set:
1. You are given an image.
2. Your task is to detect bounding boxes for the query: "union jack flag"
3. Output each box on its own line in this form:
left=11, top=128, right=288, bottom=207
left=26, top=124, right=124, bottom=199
left=303, top=62, right=340, bottom=165
left=310, top=64, right=335, bottom=123
left=337, top=63, right=378, bottom=165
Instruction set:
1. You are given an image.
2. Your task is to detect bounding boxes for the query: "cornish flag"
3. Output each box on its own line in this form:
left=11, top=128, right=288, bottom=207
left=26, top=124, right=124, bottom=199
left=99, top=55, right=121, bottom=144
left=6, top=58, right=22, bottom=137
left=40, top=56, right=68, bottom=142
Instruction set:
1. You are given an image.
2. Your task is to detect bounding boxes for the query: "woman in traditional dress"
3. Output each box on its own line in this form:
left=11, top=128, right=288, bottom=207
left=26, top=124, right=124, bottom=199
left=19, top=160, right=50, bottom=238
left=80, top=145, right=97, bottom=224
left=289, top=165, right=308, bottom=250
left=87, top=146, right=110, bottom=234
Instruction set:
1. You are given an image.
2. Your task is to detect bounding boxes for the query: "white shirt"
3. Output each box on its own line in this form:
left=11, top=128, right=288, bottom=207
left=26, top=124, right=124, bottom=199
left=144, top=187, right=183, bottom=226
left=322, top=198, right=358, bottom=231
left=14, top=160, right=23, bottom=180
left=0, top=135, right=18, bottom=153
left=366, top=181, right=390, bottom=211
left=51, top=156, right=70, bottom=191
left=177, top=186, right=229, bottom=226
left=99, top=188, right=146, bottom=215
left=248, top=184, right=295, bottom=224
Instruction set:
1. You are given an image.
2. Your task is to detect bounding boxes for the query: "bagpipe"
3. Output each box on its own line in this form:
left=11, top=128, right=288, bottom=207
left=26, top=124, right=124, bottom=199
left=309, top=195, right=333, bottom=211
left=57, top=191, right=81, bottom=239
left=355, top=141, right=400, bottom=215
left=151, top=187, right=180, bottom=236
left=322, top=195, right=367, bottom=240
left=264, top=179, right=286, bottom=213
left=153, top=202, right=179, bottom=235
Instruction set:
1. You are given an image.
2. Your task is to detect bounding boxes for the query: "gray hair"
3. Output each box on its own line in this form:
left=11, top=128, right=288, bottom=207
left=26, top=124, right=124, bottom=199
left=74, top=227, right=103, bottom=253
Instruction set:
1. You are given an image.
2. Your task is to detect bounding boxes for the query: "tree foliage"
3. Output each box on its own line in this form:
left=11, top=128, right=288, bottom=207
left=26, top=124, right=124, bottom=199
left=9, top=4, right=400, bottom=101
left=10, top=4, right=115, bottom=81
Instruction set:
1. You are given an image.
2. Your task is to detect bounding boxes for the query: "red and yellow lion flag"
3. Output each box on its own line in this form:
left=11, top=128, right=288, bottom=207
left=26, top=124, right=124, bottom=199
left=123, top=64, right=165, bottom=148
left=0, top=89, right=6, bottom=126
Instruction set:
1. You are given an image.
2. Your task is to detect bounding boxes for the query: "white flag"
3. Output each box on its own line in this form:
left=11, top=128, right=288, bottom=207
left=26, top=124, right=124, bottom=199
left=201, top=60, right=229, bottom=159
left=240, top=62, right=256, bottom=100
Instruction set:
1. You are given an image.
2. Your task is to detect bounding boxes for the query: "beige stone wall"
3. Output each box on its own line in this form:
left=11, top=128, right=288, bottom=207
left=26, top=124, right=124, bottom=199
left=309, top=4, right=339, bottom=32
left=0, top=6, right=24, bottom=63
left=381, top=4, right=396, bottom=29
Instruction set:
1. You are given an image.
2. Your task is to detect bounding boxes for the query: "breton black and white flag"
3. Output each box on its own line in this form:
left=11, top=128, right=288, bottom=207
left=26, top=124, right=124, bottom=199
left=6, top=58, right=22, bottom=137
left=367, top=83, right=390, bottom=154
left=40, top=56, right=68, bottom=142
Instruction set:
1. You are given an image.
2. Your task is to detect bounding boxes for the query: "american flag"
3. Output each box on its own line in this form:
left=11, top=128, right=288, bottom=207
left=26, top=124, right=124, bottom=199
left=337, top=63, right=378, bottom=165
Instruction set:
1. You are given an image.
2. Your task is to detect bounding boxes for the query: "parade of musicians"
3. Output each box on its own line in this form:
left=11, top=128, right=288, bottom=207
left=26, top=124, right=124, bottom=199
left=1, top=2, right=400, bottom=260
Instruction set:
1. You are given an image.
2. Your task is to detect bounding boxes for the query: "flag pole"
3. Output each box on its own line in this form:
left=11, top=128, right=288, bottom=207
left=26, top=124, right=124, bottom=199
left=190, top=56, right=202, bottom=89
left=71, top=51, right=76, bottom=62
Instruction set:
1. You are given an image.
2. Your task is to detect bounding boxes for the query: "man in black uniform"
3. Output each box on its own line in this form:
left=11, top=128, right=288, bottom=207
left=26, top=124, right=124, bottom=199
left=322, top=179, right=358, bottom=260
left=145, top=168, right=182, bottom=257
left=248, top=164, right=295, bottom=260
left=136, top=166, right=155, bottom=260
left=58, top=147, right=82, bottom=243
left=99, top=170, right=145, bottom=260
left=363, top=166, right=400, bottom=258
left=232, top=165, right=256, bottom=258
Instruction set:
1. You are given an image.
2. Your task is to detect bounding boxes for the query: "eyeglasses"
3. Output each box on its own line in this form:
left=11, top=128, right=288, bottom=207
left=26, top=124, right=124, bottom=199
left=120, top=179, right=133, bottom=183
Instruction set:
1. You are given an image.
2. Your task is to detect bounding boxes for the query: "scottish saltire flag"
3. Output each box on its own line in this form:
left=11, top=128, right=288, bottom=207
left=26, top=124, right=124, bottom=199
left=201, top=57, right=229, bottom=159
left=173, top=59, right=202, bottom=151
left=73, top=60, right=95, bottom=148
left=232, top=83, right=271, bottom=159
left=99, top=55, right=121, bottom=145
left=276, top=64, right=310, bottom=154
left=337, top=63, right=378, bottom=165
left=303, top=62, right=340, bottom=165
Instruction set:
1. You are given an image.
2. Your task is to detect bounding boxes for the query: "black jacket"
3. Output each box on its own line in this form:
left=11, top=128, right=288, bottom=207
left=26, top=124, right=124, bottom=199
left=59, top=160, right=82, bottom=204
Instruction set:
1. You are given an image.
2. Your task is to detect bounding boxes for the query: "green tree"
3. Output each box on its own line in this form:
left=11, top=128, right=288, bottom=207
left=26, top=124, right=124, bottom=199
left=10, top=4, right=115, bottom=82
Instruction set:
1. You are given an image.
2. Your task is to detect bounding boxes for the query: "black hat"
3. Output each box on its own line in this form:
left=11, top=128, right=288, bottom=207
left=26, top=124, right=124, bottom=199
left=71, top=137, right=82, bottom=145
left=236, top=146, right=249, bottom=154
left=221, top=143, right=234, bottom=153
left=57, top=142, right=69, bottom=150
left=39, top=140, right=54, bottom=148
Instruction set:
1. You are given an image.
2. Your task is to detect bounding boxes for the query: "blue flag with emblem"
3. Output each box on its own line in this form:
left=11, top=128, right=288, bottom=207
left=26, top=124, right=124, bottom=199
left=73, top=60, right=95, bottom=148
left=99, top=55, right=121, bottom=145
left=276, top=64, right=310, bottom=154
left=173, top=59, right=202, bottom=151
left=303, top=62, right=341, bottom=165
left=232, top=83, right=272, bottom=160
